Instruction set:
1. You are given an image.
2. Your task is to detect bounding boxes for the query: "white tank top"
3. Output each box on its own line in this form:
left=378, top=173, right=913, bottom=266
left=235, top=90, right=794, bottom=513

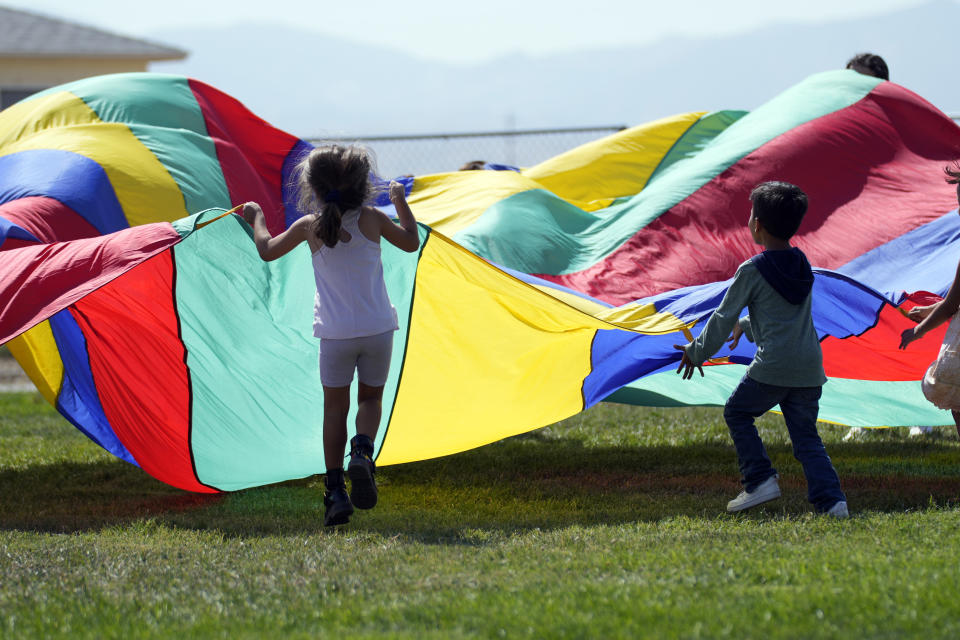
left=311, top=209, right=399, bottom=339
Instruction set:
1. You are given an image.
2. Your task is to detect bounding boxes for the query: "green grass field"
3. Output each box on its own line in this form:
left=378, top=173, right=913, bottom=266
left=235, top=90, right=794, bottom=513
left=2, top=391, right=959, bottom=639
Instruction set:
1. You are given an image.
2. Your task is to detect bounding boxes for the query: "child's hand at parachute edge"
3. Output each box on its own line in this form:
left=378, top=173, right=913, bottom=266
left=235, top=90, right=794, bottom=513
left=388, top=181, right=406, bottom=205
left=907, top=304, right=936, bottom=323
left=673, top=344, right=704, bottom=380
left=241, top=201, right=262, bottom=225
left=727, top=323, right=743, bottom=350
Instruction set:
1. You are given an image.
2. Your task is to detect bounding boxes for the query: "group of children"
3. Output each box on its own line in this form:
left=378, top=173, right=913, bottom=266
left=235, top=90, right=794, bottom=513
left=242, top=141, right=960, bottom=526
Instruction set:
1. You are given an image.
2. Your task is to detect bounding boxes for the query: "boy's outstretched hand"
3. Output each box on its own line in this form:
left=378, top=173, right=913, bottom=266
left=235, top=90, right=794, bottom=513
left=727, top=323, right=743, bottom=350
left=673, top=344, right=704, bottom=380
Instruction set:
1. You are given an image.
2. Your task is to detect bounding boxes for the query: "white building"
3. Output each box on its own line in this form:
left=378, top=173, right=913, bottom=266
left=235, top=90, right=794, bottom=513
left=0, top=6, right=185, bottom=109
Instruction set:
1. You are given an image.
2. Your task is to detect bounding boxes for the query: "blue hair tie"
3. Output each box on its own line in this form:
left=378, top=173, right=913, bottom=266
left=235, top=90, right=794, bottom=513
left=324, top=189, right=341, bottom=204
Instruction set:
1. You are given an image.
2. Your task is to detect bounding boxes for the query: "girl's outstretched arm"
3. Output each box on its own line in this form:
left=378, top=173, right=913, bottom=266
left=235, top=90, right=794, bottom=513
left=242, top=202, right=310, bottom=261
left=900, top=259, right=960, bottom=349
left=379, top=181, right=420, bottom=253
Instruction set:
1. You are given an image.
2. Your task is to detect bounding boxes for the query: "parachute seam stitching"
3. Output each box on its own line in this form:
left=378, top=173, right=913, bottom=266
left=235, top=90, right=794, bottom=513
left=374, top=224, right=431, bottom=463
left=171, top=245, right=219, bottom=492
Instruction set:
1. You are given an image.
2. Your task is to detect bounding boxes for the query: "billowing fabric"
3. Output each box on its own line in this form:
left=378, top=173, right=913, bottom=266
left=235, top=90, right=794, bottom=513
left=1, top=70, right=960, bottom=493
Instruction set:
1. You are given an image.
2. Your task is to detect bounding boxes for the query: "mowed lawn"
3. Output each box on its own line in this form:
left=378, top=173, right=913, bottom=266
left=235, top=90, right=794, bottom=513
left=2, top=390, right=960, bottom=639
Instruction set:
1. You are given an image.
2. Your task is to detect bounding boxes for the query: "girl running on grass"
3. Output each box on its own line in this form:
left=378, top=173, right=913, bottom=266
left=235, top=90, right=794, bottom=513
left=899, top=162, right=960, bottom=438
left=242, top=144, right=420, bottom=526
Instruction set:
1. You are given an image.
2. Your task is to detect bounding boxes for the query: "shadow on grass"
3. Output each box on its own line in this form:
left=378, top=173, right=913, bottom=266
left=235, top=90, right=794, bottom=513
left=1, top=433, right=958, bottom=541
left=0, top=459, right=226, bottom=533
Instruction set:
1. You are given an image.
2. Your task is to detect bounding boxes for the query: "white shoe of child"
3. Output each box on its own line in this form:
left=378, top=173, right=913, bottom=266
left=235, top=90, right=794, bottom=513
left=727, top=475, right=781, bottom=512
left=843, top=427, right=866, bottom=442
left=826, top=500, right=849, bottom=519
left=908, top=426, right=933, bottom=437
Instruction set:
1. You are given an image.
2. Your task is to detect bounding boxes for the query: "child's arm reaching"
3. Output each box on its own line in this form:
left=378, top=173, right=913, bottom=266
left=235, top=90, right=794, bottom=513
left=727, top=321, right=745, bottom=349
left=907, top=302, right=940, bottom=323
left=675, top=317, right=745, bottom=380
left=674, top=266, right=754, bottom=378
left=242, top=202, right=310, bottom=261
left=900, top=260, right=960, bottom=349
left=674, top=348, right=704, bottom=379
left=378, top=181, right=420, bottom=253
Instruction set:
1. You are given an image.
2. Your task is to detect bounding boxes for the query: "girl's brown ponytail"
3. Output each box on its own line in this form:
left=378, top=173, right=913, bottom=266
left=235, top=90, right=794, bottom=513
left=317, top=201, right=342, bottom=248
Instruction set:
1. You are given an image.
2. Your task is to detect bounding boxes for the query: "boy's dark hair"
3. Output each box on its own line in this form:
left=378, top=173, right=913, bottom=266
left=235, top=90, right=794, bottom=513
left=845, top=53, right=889, bottom=81
left=946, top=161, right=960, bottom=201
left=459, top=160, right=486, bottom=171
left=749, top=181, right=808, bottom=240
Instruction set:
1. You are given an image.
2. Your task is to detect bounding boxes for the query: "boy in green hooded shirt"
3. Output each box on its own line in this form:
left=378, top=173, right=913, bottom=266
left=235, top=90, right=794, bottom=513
left=675, top=181, right=847, bottom=517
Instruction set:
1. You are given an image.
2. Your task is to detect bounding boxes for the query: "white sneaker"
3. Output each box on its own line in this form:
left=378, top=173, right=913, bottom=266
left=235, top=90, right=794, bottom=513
left=909, top=426, right=933, bottom=437
left=826, top=500, right=849, bottom=519
left=727, top=475, right=781, bottom=512
left=843, top=427, right=866, bottom=442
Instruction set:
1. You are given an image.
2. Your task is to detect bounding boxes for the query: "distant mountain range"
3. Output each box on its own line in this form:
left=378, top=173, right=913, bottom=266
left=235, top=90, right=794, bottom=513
left=148, top=0, right=960, bottom=138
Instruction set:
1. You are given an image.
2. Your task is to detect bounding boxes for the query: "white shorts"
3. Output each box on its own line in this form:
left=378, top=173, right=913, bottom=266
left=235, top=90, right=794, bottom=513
left=318, top=330, right=394, bottom=388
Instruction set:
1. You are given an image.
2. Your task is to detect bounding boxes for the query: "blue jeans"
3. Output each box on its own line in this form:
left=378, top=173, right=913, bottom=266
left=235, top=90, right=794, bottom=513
left=723, top=375, right=845, bottom=512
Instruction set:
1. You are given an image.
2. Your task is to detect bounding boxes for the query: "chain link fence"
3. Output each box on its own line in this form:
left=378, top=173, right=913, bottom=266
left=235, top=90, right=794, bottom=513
left=317, top=117, right=960, bottom=180
left=314, top=126, right=627, bottom=179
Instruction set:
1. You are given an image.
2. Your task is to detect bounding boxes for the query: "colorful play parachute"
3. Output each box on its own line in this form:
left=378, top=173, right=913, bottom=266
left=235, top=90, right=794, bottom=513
left=2, top=71, right=959, bottom=492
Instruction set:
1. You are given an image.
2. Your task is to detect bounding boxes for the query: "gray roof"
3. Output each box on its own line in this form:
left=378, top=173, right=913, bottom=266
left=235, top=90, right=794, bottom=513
left=0, top=6, right=186, bottom=59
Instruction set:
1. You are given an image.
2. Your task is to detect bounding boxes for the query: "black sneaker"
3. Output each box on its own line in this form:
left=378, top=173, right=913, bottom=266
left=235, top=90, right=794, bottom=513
left=347, top=434, right=378, bottom=509
left=323, top=469, right=353, bottom=526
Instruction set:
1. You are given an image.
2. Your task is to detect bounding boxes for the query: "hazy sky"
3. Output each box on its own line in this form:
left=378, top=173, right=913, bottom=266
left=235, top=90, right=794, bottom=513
left=3, top=0, right=941, bottom=64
